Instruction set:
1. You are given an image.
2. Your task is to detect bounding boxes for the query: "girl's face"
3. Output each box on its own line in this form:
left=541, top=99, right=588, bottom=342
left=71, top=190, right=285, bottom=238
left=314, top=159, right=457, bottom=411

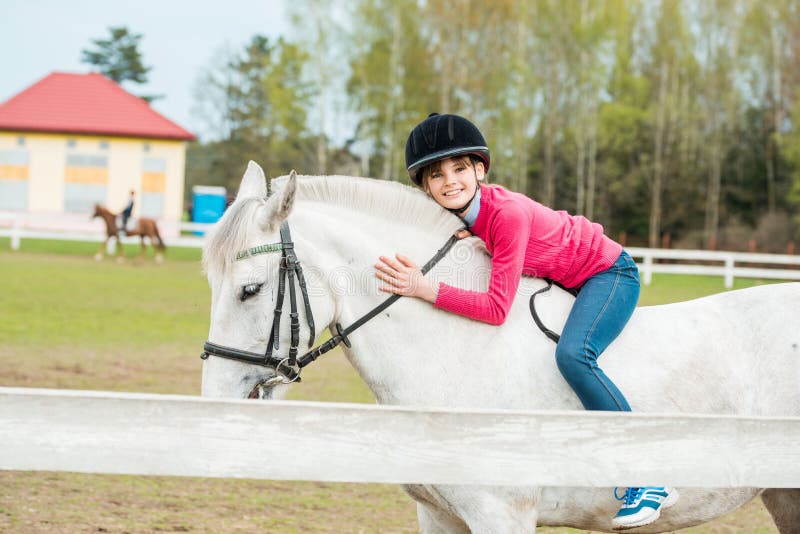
left=423, top=156, right=485, bottom=214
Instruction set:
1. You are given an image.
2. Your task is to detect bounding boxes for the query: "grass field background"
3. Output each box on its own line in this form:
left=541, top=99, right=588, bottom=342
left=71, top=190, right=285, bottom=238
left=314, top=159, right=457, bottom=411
left=0, top=238, right=783, bottom=532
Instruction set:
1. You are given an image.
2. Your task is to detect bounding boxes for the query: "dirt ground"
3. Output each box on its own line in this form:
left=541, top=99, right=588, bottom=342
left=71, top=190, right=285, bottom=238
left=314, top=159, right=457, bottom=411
left=0, top=471, right=780, bottom=533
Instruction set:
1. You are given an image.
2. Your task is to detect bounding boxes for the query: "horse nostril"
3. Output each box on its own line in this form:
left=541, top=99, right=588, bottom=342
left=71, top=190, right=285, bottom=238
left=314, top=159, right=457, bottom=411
left=248, top=383, right=269, bottom=399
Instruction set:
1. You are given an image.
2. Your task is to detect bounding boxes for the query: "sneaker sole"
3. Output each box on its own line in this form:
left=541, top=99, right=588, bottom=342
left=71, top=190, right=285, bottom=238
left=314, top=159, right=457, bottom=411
left=612, top=488, right=680, bottom=530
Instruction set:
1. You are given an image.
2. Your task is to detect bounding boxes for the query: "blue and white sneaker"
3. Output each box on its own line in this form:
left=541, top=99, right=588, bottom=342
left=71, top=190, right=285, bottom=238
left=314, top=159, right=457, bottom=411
left=611, top=486, right=679, bottom=530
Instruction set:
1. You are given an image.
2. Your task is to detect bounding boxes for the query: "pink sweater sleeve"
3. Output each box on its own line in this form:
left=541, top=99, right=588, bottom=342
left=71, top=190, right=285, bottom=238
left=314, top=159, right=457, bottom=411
left=433, top=203, right=530, bottom=325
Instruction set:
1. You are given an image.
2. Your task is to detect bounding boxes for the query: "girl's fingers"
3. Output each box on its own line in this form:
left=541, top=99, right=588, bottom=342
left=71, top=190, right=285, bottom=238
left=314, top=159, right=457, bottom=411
left=379, top=255, right=406, bottom=271
left=395, top=253, right=417, bottom=268
left=375, top=271, right=398, bottom=285
left=375, top=263, right=394, bottom=274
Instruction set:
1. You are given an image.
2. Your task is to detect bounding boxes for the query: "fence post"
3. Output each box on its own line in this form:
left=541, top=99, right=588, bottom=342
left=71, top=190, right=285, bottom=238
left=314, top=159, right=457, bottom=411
left=724, top=255, right=734, bottom=289
left=11, top=215, right=21, bottom=251
left=642, top=254, right=653, bottom=285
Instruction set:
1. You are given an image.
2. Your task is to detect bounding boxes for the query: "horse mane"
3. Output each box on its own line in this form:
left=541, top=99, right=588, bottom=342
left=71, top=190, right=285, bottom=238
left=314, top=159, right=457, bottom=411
left=202, top=197, right=265, bottom=275
left=203, top=175, right=464, bottom=275
left=276, top=173, right=463, bottom=236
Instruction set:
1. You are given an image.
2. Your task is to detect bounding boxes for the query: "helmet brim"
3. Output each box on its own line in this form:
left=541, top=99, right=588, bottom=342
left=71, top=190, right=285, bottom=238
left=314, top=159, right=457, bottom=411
left=407, top=146, right=490, bottom=185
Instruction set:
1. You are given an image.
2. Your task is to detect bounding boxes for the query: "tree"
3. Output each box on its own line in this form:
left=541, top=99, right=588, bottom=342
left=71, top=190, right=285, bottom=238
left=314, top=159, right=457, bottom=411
left=347, top=0, right=435, bottom=181
left=191, top=35, right=315, bottom=192
left=81, top=26, right=152, bottom=85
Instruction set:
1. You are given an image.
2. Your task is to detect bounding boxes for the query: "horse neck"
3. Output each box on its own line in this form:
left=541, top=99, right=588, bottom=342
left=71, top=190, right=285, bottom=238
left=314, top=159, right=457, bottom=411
left=291, top=200, right=490, bottom=406
left=293, top=199, right=458, bottom=304
left=98, top=208, right=117, bottom=234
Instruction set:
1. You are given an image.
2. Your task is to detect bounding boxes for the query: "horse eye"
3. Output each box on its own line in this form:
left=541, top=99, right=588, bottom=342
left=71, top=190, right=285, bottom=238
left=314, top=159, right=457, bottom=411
left=240, top=283, right=263, bottom=302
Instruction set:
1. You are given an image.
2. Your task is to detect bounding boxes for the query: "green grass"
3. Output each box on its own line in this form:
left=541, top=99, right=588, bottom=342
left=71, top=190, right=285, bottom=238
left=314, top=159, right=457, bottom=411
left=0, top=236, right=202, bottom=261
left=0, top=241, right=784, bottom=533
left=638, top=273, right=785, bottom=306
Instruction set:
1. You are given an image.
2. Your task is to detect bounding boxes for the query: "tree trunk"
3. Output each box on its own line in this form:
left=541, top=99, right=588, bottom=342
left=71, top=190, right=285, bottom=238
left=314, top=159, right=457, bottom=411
left=585, top=95, right=598, bottom=220
left=575, top=124, right=586, bottom=215
left=649, top=60, right=669, bottom=248
left=767, top=19, right=783, bottom=213
left=543, top=63, right=557, bottom=206
left=381, top=8, right=401, bottom=181
left=705, top=136, right=722, bottom=250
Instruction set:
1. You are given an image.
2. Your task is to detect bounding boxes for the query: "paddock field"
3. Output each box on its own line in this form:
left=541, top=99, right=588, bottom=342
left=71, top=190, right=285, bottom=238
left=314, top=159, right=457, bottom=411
left=0, top=239, right=782, bottom=533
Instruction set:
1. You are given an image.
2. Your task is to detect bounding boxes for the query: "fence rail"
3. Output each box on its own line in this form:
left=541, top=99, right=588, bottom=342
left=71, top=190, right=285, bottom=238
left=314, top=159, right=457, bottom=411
left=1, top=387, right=799, bottom=488
left=626, top=247, right=800, bottom=288
left=0, top=213, right=209, bottom=250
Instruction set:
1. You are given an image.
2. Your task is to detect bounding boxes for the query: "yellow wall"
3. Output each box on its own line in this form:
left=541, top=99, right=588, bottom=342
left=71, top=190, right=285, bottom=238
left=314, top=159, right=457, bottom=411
left=0, top=132, right=187, bottom=220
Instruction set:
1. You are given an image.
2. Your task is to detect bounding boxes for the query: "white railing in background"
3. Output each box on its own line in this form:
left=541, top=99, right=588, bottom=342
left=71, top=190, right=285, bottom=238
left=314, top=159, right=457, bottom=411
left=2, top=213, right=799, bottom=288
left=0, top=213, right=211, bottom=250
left=1, top=387, right=799, bottom=487
left=626, top=247, right=800, bottom=288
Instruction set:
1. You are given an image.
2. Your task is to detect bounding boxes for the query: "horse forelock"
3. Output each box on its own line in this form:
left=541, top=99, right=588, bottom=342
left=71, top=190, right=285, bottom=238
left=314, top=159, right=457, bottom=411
left=202, top=196, right=265, bottom=276
left=272, top=174, right=464, bottom=237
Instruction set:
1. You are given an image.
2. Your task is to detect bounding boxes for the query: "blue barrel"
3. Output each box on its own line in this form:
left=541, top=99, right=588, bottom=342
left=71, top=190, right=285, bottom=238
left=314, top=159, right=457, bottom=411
left=192, top=186, right=226, bottom=235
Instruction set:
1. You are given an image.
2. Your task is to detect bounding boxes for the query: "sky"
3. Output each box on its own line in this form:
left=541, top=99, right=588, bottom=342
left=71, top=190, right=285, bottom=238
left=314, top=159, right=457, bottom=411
left=4, top=0, right=292, bottom=141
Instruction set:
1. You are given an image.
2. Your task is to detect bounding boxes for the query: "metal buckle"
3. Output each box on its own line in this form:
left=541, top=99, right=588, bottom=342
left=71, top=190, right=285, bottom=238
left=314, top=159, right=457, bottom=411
left=275, top=357, right=301, bottom=383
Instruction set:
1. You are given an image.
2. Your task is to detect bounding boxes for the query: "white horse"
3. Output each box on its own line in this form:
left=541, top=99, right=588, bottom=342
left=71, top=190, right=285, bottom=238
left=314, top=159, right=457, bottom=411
left=201, top=161, right=800, bottom=533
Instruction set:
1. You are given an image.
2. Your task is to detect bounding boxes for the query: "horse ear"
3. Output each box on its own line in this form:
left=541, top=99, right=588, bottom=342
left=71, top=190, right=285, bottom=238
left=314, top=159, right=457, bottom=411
left=236, top=161, right=268, bottom=200
left=260, top=170, right=297, bottom=232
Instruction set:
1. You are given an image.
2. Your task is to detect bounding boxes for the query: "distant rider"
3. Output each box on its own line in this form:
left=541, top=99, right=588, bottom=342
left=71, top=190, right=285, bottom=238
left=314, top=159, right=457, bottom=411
left=120, top=190, right=135, bottom=234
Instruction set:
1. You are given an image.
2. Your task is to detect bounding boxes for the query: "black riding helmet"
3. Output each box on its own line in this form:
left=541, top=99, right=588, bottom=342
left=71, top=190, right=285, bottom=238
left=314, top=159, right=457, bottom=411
left=405, top=113, right=491, bottom=186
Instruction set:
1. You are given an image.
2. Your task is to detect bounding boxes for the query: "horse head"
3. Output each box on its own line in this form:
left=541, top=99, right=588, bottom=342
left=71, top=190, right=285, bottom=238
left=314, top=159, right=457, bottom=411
left=201, top=162, right=336, bottom=400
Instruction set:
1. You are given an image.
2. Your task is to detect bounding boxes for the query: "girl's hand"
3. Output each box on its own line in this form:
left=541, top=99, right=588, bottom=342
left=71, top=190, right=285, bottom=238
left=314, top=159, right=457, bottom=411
left=375, top=254, right=437, bottom=302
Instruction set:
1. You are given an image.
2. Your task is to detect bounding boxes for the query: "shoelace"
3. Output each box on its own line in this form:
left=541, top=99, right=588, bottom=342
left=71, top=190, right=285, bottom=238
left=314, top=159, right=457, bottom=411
left=614, top=487, right=644, bottom=506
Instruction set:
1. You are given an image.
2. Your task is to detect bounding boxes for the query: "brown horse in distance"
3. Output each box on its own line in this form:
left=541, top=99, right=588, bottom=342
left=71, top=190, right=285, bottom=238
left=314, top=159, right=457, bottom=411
left=92, top=204, right=166, bottom=263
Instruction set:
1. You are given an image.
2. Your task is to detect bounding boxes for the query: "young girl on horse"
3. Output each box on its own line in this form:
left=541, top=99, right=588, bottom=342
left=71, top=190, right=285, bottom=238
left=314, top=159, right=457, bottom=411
left=374, top=113, right=678, bottom=530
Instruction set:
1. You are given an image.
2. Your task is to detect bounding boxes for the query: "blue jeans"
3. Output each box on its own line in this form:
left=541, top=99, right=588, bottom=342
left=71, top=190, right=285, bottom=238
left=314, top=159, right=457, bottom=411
left=555, top=251, right=639, bottom=412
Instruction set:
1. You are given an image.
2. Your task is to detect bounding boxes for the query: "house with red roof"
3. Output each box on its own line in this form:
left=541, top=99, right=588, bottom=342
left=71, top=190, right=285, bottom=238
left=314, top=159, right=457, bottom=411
left=0, top=72, right=195, bottom=234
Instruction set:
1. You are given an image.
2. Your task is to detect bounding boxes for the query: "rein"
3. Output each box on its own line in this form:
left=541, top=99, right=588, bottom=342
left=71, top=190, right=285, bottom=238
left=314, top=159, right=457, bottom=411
left=202, top=223, right=467, bottom=382
left=528, top=279, right=579, bottom=344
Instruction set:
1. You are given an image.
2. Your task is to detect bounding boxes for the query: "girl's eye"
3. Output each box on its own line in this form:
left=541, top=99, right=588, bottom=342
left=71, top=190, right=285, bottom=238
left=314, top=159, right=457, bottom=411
left=240, top=283, right=263, bottom=302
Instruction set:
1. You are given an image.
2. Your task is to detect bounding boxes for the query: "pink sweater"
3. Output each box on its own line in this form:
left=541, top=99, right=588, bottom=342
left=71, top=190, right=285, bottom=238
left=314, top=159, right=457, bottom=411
left=435, top=184, right=622, bottom=325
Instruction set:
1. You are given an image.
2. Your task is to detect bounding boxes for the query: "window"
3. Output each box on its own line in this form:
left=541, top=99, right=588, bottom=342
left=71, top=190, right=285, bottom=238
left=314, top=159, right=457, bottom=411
left=99, top=140, right=109, bottom=150
left=16, top=136, right=25, bottom=146
left=67, top=139, right=77, bottom=149
left=0, top=149, right=30, bottom=210
left=143, top=142, right=150, bottom=152
left=64, top=152, right=109, bottom=213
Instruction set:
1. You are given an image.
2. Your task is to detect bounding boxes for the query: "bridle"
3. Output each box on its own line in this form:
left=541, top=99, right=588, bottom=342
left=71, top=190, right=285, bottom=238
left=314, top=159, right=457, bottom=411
left=201, top=221, right=467, bottom=383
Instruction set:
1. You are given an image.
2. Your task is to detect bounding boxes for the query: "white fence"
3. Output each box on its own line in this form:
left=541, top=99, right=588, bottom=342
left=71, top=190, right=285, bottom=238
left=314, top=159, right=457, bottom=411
left=0, top=213, right=209, bottom=251
left=1, top=387, right=799, bottom=488
left=627, top=247, right=800, bottom=288
left=2, top=213, right=800, bottom=288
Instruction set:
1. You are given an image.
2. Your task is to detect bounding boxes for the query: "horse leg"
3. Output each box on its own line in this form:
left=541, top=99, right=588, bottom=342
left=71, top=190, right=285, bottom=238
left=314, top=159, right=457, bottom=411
left=94, top=238, right=107, bottom=261
left=115, top=235, right=125, bottom=263
left=138, top=236, right=146, bottom=261
left=419, top=485, right=539, bottom=534
left=417, top=502, right=470, bottom=534
left=404, top=485, right=471, bottom=534
left=762, top=489, right=800, bottom=534
left=152, top=230, right=164, bottom=263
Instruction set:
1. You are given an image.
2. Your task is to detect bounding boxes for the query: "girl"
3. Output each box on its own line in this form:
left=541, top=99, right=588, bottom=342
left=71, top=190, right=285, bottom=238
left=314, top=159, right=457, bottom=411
left=374, top=113, right=678, bottom=530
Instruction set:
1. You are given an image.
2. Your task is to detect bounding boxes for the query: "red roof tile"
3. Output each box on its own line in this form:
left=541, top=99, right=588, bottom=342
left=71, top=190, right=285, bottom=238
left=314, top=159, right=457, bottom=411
left=0, top=72, right=196, bottom=141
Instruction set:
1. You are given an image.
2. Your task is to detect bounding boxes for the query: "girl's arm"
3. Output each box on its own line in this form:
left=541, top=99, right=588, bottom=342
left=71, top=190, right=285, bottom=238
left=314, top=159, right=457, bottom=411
left=434, top=204, right=530, bottom=325
left=375, top=203, right=530, bottom=325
